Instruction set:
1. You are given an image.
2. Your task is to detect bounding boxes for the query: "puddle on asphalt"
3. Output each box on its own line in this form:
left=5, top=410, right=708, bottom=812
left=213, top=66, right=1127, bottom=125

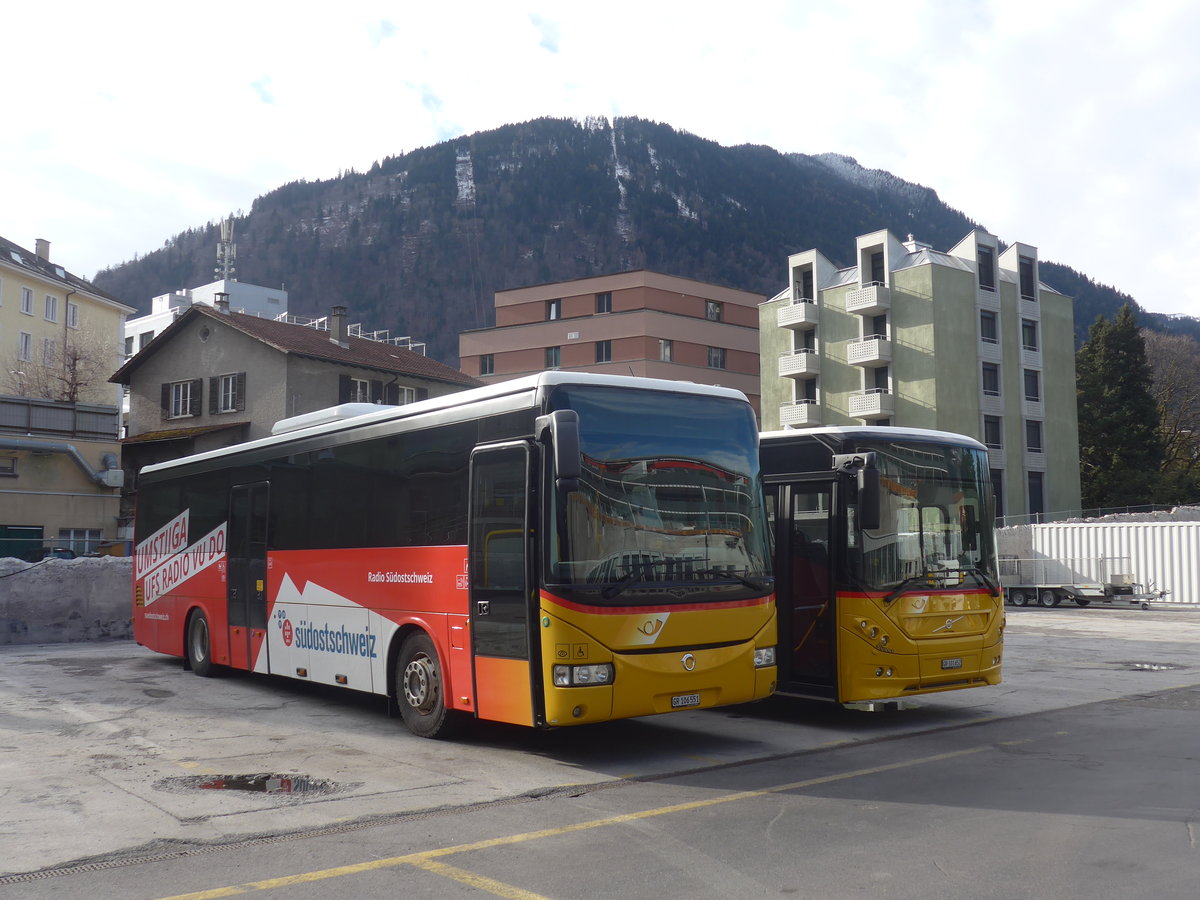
left=1125, top=662, right=1181, bottom=671
left=155, top=773, right=353, bottom=796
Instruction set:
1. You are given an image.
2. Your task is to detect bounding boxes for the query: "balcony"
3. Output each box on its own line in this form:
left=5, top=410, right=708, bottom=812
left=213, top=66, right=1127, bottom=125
left=779, top=349, right=820, bottom=379
left=777, top=299, right=819, bottom=330
left=846, top=282, right=890, bottom=316
left=849, top=389, right=895, bottom=420
left=780, top=399, right=821, bottom=427
left=847, top=335, right=892, bottom=367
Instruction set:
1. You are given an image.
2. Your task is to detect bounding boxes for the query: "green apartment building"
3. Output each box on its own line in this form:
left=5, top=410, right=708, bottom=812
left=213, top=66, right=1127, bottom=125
left=759, top=228, right=1081, bottom=521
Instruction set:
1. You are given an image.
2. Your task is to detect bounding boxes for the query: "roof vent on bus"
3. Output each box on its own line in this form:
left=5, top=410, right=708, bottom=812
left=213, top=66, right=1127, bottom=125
left=271, top=403, right=383, bottom=435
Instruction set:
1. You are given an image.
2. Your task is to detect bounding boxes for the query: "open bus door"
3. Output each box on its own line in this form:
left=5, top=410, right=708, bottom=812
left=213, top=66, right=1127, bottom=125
left=227, top=481, right=269, bottom=671
left=768, top=479, right=838, bottom=700
left=468, top=443, right=538, bottom=726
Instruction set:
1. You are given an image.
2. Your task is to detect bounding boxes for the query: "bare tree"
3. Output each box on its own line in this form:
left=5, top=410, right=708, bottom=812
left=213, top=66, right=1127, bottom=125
left=2, top=328, right=120, bottom=404
left=1142, top=328, right=1200, bottom=499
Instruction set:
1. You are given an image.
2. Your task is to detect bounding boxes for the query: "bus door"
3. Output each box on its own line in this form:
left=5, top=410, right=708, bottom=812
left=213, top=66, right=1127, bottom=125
left=227, top=481, right=269, bottom=672
left=769, top=480, right=836, bottom=699
left=468, top=443, right=537, bottom=727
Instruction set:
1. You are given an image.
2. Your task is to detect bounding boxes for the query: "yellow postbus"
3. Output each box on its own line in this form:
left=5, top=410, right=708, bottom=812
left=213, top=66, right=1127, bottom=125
left=760, top=426, right=1002, bottom=706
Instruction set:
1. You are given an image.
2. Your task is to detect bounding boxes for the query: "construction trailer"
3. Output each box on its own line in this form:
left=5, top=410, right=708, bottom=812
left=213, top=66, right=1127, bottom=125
left=999, top=556, right=1165, bottom=609
left=996, top=520, right=1199, bottom=609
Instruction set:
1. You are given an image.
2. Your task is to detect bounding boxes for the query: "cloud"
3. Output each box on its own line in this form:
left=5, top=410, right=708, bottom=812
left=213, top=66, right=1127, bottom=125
left=251, top=76, right=275, bottom=105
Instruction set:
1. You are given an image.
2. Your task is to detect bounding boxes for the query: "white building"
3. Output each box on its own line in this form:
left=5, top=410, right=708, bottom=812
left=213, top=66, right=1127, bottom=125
left=123, top=279, right=289, bottom=358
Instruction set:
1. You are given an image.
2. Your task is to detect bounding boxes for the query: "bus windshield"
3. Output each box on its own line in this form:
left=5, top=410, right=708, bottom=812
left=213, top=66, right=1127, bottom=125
left=853, top=439, right=996, bottom=593
left=548, top=385, right=773, bottom=603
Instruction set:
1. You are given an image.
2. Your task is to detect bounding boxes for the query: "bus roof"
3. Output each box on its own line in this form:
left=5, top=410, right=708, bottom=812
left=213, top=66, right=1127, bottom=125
left=760, top=425, right=987, bottom=453
left=140, top=372, right=750, bottom=478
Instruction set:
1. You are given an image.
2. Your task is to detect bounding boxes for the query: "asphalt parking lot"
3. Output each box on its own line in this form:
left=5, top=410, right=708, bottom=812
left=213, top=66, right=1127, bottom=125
left=2, top=604, right=1198, bottom=883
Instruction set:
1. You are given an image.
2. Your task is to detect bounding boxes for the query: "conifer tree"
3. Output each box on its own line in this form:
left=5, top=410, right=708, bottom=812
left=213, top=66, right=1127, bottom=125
left=1076, top=304, right=1165, bottom=509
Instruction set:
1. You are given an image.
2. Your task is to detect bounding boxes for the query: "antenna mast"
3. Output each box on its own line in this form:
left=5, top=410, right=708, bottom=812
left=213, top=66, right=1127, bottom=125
left=215, top=217, right=238, bottom=281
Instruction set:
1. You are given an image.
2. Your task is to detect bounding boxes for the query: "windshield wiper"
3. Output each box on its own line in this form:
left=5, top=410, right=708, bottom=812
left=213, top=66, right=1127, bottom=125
left=965, top=564, right=1000, bottom=597
left=600, top=562, right=771, bottom=601
left=883, top=571, right=932, bottom=603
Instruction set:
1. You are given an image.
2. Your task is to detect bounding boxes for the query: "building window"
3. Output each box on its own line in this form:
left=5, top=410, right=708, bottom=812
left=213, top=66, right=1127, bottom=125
left=595, top=292, right=612, bottom=314
left=124, top=336, right=134, bottom=357
left=1022, top=319, right=1039, bottom=352
left=42, top=338, right=55, bottom=366
left=796, top=268, right=815, bottom=301
left=480, top=354, right=494, bottom=376
left=978, top=246, right=996, bottom=291
left=1019, top=256, right=1036, bottom=300
left=58, top=528, right=101, bottom=555
left=169, top=380, right=197, bottom=418
left=707, top=346, right=726, bottom=369
left=799, top=378, right=818, bottom=402
left=138, top=331, right=154, bottom=350
left=870, top=251, right=885, bottom=284
left=217, top=373, right=243, bottom=413
left=396, top=386, right=417, bottom=405
left=659, top=339, right=673, bottom=362
left=980, top=310, right=998, bottom=343
left=991, top=470, right=1004, bottom=519
left=20, top=287, right=34, bottom=314
left=66, top=302, right=78, bottom=328
left=595, top=340, right=612, bottom=363
left=1028, top=471, right=1045, bottom=517
left=873, top=365, right=890, bottom=392
left=44, top=294, right=58, bottom=322
left=983, top=415, right=1003, bottom=449
left=546, top=299, right=561, bottom=321
left=705, top=300, right=723, bottom=322
left=1024, top=369, right=1041, bottom=402
left=1026, top=420, right=1044, bottom=453
left=0, top=457, right=15, bottom=477
left=982, top=363, right=1000, bottom=397
left=348, top=378, right=370, bottom=403
left=17, top=332, right=32, bottom=362
left=545, top=346, right=560, bottom=369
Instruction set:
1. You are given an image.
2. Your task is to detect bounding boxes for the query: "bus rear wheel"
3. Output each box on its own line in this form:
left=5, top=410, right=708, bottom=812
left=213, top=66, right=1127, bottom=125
left=186, top=610, right=216, bottom=677
left=396, top=633, right=460, bottom=739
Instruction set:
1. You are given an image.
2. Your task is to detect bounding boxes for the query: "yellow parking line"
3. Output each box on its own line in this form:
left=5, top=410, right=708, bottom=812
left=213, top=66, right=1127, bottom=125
left=159, top=745, right=990, bottom=900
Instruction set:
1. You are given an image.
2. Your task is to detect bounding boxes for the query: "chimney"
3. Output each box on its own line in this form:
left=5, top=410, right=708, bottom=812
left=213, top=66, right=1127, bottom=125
left=214, top=292, right=231, bottom=315
left=330, top=306, right=349, bottom=348
left=35, top=238, right=50, bottom=261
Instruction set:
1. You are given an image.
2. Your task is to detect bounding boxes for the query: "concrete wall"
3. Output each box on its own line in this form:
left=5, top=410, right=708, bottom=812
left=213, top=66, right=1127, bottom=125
left=0, top=557, right=132, bottom=644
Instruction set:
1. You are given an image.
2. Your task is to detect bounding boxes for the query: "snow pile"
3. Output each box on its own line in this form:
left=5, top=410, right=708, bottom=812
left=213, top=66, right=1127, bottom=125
left=0, top=556, right=133, bottom=645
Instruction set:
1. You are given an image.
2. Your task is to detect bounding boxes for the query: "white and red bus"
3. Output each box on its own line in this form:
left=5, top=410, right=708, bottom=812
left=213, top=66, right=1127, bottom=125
left=133, top=373, right=777, bottom=737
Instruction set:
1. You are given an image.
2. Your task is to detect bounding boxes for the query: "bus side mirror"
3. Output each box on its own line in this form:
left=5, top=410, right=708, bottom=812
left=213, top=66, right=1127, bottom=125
left=536, top=410, right=580, bottom=493
left=833, top=452, right=880, bottom=531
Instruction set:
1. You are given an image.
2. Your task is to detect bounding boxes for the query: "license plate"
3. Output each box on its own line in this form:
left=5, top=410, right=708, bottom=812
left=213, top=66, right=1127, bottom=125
left=671, top=693, right=701, bottom=708
left=941, top=657, right=963, bottom=670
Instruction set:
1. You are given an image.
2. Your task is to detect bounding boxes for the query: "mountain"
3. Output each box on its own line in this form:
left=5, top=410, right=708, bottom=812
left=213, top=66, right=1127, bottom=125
left=92, top=116, right=1199, bottom=365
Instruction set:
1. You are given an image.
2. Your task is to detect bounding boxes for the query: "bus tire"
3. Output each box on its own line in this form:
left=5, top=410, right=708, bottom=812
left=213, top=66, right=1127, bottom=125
left=1010, top=591, right=1028, bottom=607
left=396, top=632, right=459, bottom=739
left=186, top=609, right=216, bottom=677
left=1039, top=590, right=1059, bottom=608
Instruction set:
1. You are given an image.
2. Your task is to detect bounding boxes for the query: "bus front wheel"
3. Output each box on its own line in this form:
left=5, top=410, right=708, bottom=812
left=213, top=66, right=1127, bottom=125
left=186, top=610, right=215, bottom=677
left=396, top=633, right=460, bottom=739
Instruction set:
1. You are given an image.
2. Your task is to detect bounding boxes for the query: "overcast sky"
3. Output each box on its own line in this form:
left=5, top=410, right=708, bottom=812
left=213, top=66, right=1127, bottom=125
left=3, top=1, right=1196, bottom=318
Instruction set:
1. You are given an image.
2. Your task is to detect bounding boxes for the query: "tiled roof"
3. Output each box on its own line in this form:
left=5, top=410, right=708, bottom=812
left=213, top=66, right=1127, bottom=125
left=121, top=421, right=249, bottom=444
left=0, top=234, right=135, bottom=310
left=112, top=304, right=482, bottom=387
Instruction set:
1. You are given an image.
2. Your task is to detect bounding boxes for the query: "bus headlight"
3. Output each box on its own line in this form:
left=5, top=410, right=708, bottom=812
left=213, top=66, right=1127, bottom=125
left=553, top=663, right=614, bottom=687
left=754, top=646, right=776, bottom=668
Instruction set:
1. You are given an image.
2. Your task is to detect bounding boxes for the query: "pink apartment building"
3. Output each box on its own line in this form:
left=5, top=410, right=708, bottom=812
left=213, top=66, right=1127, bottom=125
left=458, top=270, right=765, bottom=415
